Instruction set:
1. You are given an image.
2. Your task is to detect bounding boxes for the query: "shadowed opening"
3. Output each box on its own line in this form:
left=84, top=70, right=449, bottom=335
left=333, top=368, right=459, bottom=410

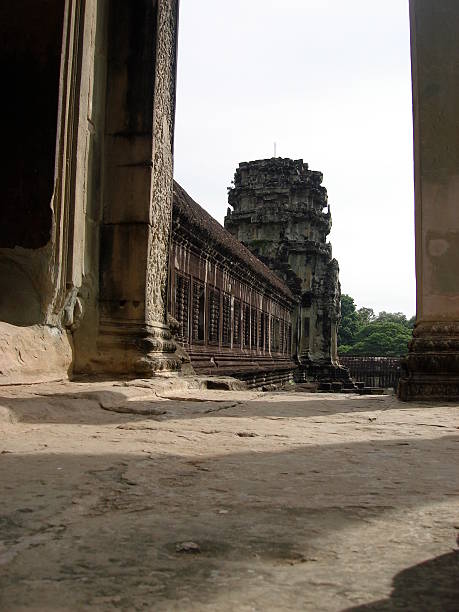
left=0, top=1, right=65, bottom=249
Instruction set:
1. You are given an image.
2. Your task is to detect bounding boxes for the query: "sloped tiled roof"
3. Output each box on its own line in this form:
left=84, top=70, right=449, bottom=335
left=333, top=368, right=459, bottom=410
left=173, top=181, right=293, bottom=301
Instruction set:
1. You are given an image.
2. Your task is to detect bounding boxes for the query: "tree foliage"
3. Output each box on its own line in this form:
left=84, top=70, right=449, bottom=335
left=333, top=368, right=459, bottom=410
left=356, top=307, right=375, bottom=327
left=338, top=294, right=360, bottom=346
left=338, top=294, right=414, bottom=357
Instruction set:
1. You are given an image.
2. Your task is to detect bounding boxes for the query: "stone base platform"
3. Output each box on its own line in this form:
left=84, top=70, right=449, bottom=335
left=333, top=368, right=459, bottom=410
left=188, top=351, right=297, bottom=390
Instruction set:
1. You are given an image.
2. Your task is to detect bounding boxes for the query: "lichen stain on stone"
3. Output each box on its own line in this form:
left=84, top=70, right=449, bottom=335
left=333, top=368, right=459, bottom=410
left=427, top=230, right=459, bottom=294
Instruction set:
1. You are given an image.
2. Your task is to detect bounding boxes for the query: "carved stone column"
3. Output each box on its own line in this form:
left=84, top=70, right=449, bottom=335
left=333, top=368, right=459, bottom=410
left=95, top=0, right=180, bottom=375
left=399, top=1, right=459, bottom=400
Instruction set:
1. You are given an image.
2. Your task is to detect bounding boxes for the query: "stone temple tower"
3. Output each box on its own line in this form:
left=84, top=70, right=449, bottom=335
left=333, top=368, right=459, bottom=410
left=225, top=157, right=345, bottom=381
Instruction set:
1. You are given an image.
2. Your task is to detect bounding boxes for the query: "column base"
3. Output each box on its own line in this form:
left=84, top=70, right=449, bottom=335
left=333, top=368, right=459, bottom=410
left=91, top=319, right=181, bottom=376
left=295, top=355, right=352, bottom=383
left=398, top=321, right=459, bottom=401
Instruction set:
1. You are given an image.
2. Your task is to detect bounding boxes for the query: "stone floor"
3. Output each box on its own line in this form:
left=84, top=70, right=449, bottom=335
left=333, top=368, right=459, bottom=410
left=0, top=377, right=458, bottom=611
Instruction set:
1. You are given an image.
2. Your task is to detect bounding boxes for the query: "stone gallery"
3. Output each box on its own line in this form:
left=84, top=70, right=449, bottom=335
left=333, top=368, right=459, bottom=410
left=1, top=0, right=459, bottom=400
left=170, top=181, right=296, bottom=387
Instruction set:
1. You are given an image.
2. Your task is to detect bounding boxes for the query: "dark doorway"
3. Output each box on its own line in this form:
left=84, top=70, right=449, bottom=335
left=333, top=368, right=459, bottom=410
left=0, top=1, right=65, bottom=249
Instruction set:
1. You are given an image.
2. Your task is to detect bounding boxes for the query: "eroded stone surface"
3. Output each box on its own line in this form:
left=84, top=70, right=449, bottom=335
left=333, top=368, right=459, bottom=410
left=0, top=381, right=458, bottom=610
left=0, top=323, right=72, bottom=385
left=225, top=158, right=346, bottom=383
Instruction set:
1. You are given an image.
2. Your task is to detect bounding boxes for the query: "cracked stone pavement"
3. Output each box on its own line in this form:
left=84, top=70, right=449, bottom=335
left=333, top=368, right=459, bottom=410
left=0, top=378, right=458, bottom=611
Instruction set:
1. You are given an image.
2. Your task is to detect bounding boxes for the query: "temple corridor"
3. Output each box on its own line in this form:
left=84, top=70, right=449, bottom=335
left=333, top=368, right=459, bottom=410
left=1, top=380, right=458, bottom=610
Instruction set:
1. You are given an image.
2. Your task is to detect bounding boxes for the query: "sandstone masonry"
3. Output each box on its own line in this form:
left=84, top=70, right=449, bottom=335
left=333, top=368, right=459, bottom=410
left=225, top=158, right=347, bottom=382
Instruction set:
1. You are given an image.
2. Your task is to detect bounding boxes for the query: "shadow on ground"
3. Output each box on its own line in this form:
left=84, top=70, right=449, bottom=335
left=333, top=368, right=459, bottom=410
left=345, top=551, right=459, bottom=611
left=1, top=430, right=458, bottom=610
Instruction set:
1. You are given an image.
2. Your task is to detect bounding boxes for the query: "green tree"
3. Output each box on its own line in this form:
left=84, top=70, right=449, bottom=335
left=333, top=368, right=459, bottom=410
left=349, top=322, right=412, bottom=356
left=356, top=307, right=375, bottom=327
left=374, top=311, right=408, bottom=326
left=338, top=294, right=360, bottom=346
left=338, top=294, right=414, bottom=356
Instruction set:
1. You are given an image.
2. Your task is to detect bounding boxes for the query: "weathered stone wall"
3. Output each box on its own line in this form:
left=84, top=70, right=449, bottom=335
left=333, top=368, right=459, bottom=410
left=225, top=158, right=344, bottom=381
left=0, top=1, right=65, bottom=332
left=170, top=182, right=297, bottom=386
left=0, top=0, right=181, bottom=384
left=0, top=0, right=112, bottom=382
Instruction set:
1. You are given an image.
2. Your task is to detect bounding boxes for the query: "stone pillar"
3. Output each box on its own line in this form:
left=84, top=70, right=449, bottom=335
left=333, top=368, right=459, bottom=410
left=95, top=0, right=180, bottom=375
left=399, top=1, right=459, bottom=400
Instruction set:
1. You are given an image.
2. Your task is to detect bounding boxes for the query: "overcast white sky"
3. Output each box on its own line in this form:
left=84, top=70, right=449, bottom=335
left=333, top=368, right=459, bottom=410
left=174, top=0, right=415, bottom=317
